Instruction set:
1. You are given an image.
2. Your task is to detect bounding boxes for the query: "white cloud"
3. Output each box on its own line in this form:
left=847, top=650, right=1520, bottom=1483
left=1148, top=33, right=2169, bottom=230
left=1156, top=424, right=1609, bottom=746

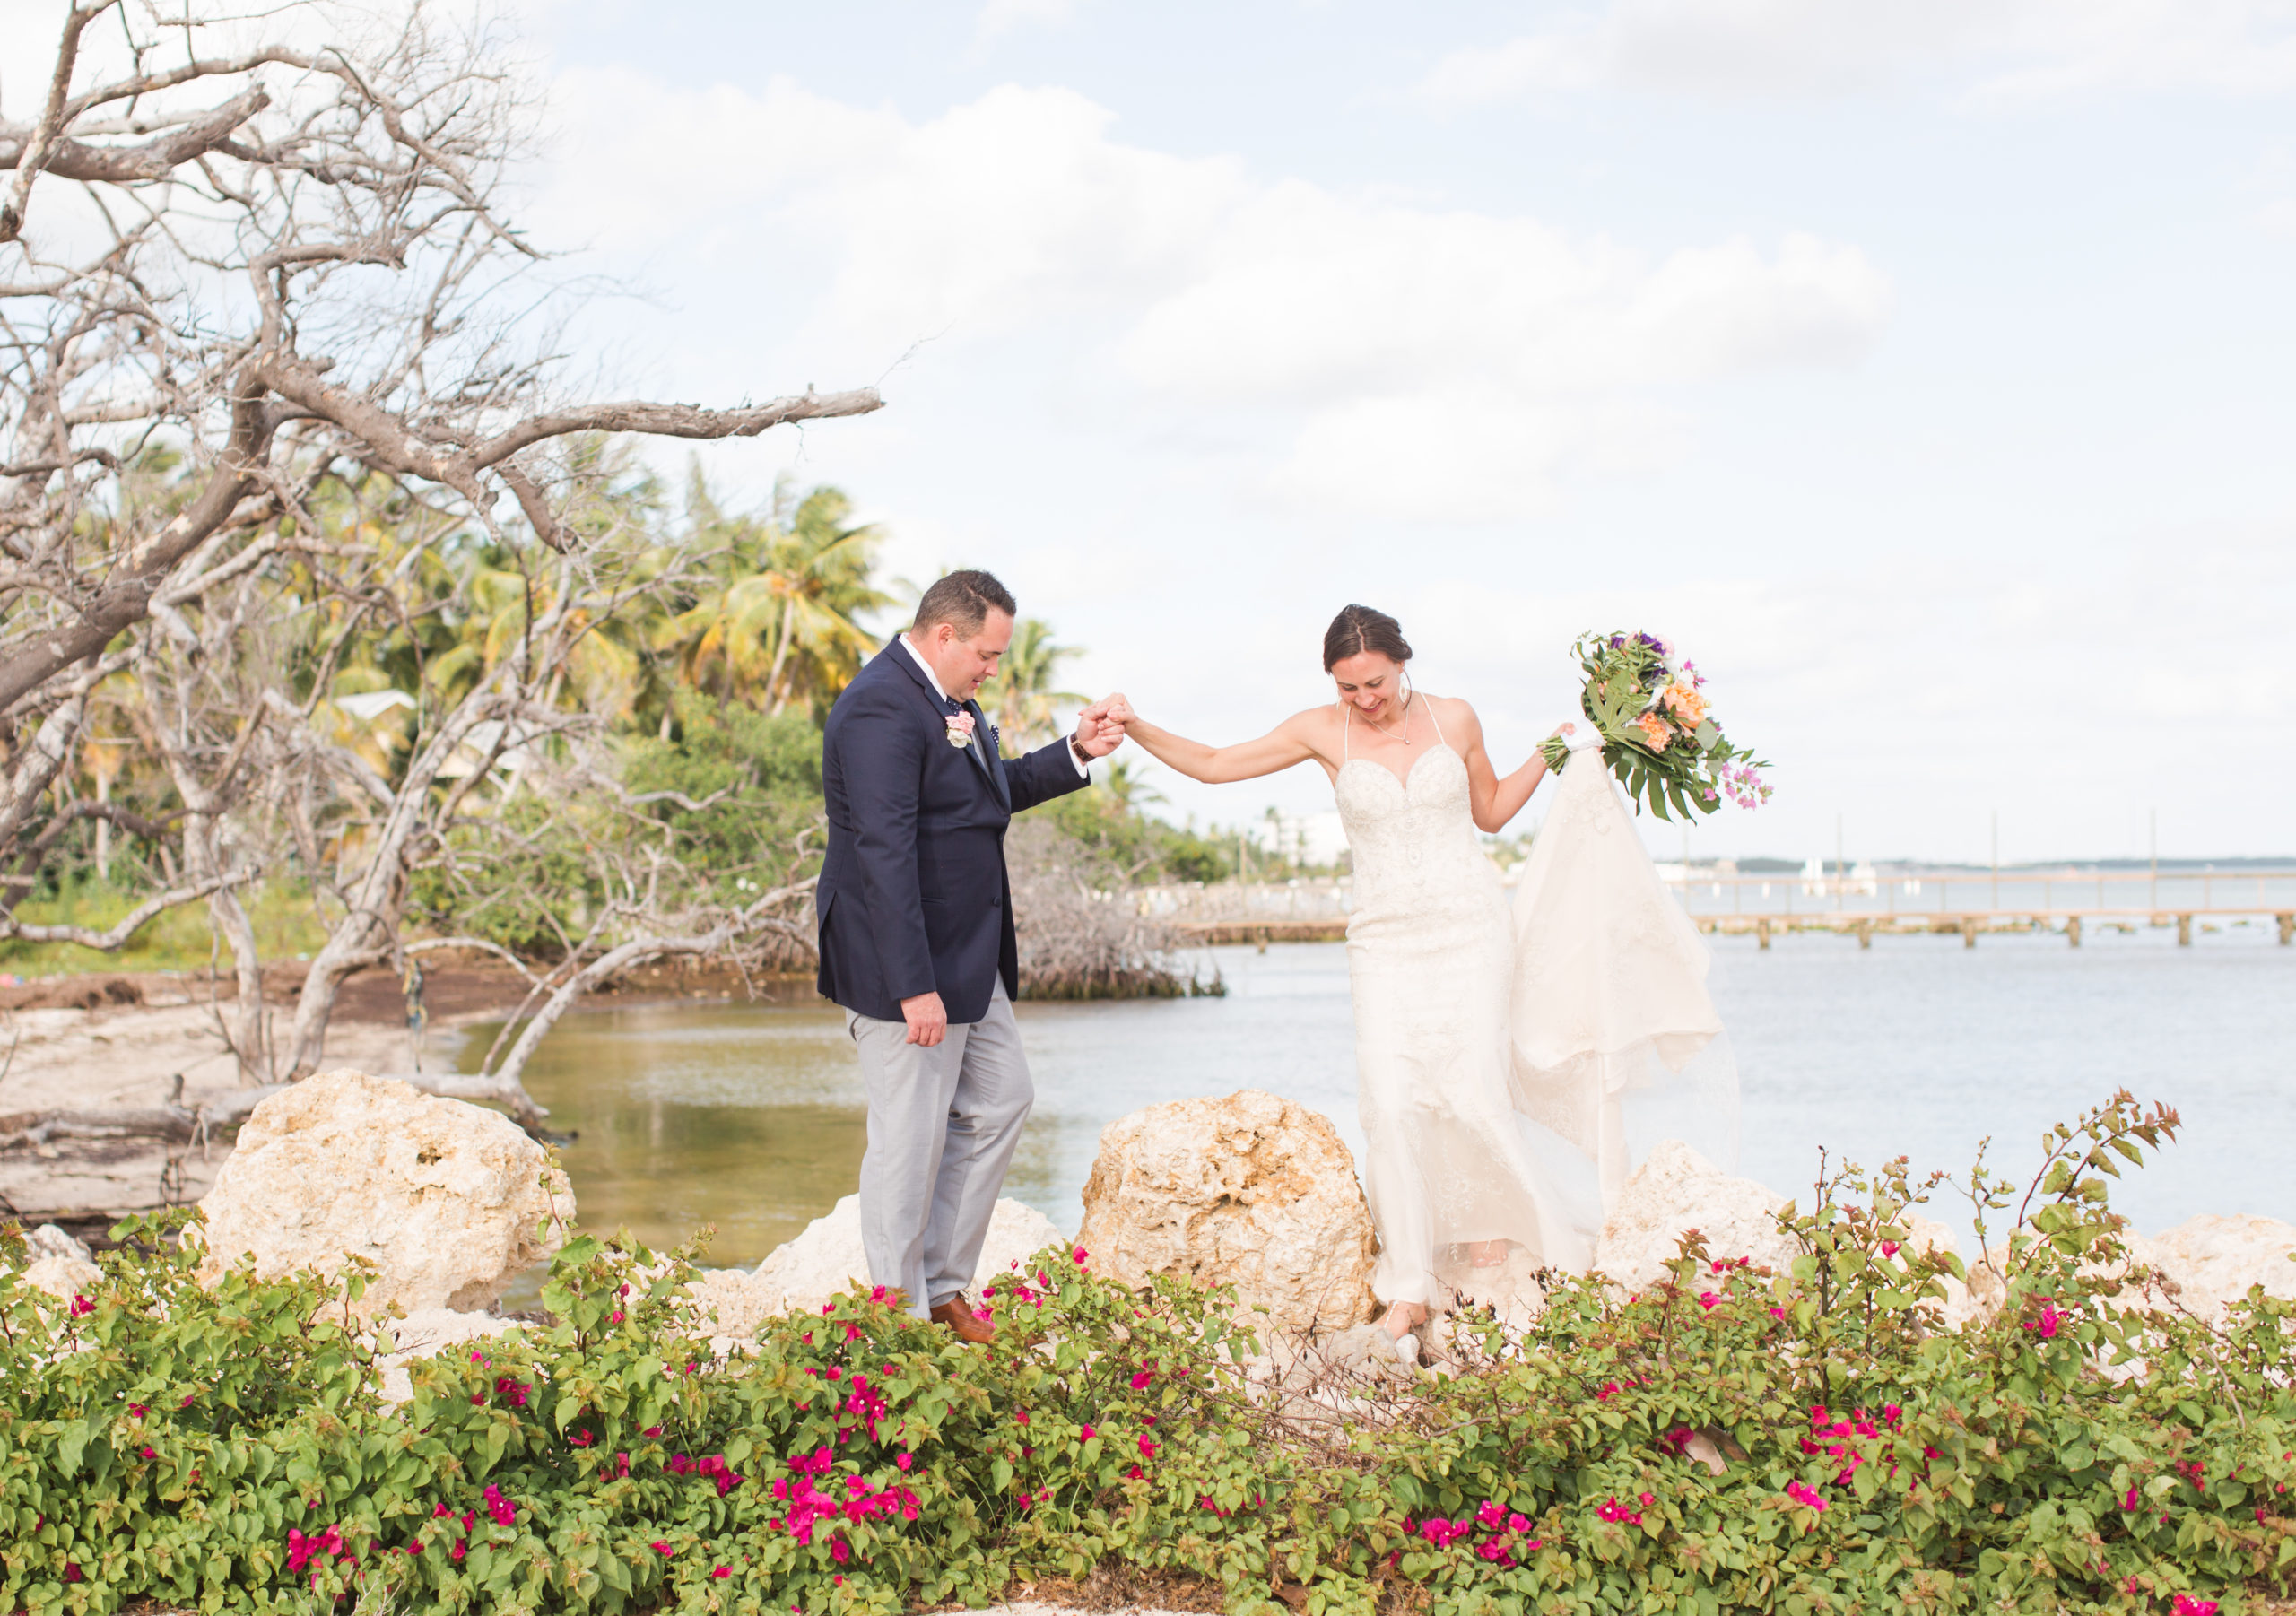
left=1408, top=0, right=2296, bottom=108
left=540, top=70, right=1890, bottom=521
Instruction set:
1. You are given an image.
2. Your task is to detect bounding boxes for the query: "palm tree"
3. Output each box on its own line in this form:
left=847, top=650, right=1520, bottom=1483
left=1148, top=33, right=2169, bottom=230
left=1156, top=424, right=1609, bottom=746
left=661, top=474, right=891, bottom=717
left=979, top=617, right=1087, bottom=754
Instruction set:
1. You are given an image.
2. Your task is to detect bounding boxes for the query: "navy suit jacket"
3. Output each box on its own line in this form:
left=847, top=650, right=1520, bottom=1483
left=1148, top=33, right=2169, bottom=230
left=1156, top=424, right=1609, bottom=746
left=815, top=641, right=1090, bottom=1024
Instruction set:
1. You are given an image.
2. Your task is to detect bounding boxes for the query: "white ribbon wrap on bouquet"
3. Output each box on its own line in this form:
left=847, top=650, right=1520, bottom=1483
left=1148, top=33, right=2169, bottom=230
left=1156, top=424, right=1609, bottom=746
left=1508, top=747, right=1742, bottom=1212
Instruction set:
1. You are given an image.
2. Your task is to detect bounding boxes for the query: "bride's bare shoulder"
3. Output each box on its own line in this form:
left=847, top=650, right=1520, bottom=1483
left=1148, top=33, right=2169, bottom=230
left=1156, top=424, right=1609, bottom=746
left=1422, top=692, right=1481, bottom=729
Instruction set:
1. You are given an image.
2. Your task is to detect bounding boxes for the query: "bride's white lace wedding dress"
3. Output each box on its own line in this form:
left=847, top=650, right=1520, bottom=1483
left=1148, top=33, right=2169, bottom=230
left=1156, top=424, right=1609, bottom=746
left=1335, top=707, right=1737, bottom=1309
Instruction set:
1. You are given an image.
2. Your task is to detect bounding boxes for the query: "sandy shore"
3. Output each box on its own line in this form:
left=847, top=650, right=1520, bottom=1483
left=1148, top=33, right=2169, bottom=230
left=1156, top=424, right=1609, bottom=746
left=0, top=976, right=422, bottom=1230
left=0, top=958, right=803, bottom=1239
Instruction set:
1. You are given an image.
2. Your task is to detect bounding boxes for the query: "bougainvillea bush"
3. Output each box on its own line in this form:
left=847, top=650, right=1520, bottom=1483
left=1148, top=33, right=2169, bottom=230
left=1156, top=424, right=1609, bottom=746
left=4, top=1090, right=2294, bottom=1616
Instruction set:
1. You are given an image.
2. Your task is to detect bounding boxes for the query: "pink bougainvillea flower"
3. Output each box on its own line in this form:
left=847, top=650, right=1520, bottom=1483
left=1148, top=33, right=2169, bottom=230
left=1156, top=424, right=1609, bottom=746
left=2172, top=1599, right=2220, bottom=1616
left=1079, top=1426, right=1096, bottom=1441
left=569, top=1430, right=595, bottom=1448
left=127, top=1403, right=148, bottom=1418
left=70, top=1295, right=93, bottom=1316
left=1138, top=1434, right=1158, bottom=1458
left=1697, top=1291, right=1720, bottom=1310
left=1879, top=1241, right=1900, bottom=1257
left=1126, top=1465, right=1144, bottom=1480
left=712, top=1566, right=732, bottom=1579
left=1597, top=1382, right=1621, bottom=1401
left=1131, top=1369, right=1154, bottom=1389
left=897, top=1452, right=915, bottom=1470
left=1074, top=1247, right=1089, bottom=1263
left=2022, top=1300, right=2067, bottom=1340
left=651, top=1542, right=671, bottom=1556
left=1785, top=1481, right=1828, bottom=1512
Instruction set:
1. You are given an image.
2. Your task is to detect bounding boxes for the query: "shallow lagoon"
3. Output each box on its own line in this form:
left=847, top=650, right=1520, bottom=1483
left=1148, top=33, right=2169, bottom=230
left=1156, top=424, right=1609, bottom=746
left=458, top=925, right=2296, bottom=1273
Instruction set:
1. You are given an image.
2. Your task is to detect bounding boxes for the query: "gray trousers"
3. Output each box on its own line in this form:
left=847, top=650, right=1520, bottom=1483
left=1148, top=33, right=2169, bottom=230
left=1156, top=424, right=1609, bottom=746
left=848, top=982, right=1033, bottom=1318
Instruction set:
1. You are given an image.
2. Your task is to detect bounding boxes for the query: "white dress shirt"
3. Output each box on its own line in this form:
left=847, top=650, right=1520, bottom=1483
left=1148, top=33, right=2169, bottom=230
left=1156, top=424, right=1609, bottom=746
left=900, top=634, right=1090, bottom=778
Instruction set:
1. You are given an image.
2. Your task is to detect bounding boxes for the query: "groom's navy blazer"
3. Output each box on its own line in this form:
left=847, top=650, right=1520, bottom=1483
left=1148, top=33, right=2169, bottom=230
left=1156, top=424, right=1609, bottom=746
left=816, top=640, right=1089, bottom=1025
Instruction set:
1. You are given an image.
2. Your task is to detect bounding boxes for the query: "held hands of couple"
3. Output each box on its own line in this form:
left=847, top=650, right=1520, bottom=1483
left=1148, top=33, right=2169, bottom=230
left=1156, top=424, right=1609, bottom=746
left=1072, top=694, right=1129, bottom=760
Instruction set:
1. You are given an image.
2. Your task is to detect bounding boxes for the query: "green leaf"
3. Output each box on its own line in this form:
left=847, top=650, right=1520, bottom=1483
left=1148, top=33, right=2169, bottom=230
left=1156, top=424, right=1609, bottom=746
left=58, top=1418, right=91, bottom=1477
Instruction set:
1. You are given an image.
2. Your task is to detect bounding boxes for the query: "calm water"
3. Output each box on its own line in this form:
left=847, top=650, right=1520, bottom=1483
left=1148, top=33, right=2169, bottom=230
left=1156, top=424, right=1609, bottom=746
left=457, top=923, right=2296, bottom=1273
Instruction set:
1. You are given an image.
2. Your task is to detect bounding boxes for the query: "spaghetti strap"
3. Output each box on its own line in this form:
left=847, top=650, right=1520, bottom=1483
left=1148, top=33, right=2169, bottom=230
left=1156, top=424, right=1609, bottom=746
left=1421, top=693, right=1448, bottom=748
left=1341, top=703, right=1352, bottom=761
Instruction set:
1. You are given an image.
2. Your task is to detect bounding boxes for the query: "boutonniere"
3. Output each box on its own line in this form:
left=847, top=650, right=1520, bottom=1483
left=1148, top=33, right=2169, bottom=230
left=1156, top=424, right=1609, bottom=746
left=944, top=710, right=977, bottom=749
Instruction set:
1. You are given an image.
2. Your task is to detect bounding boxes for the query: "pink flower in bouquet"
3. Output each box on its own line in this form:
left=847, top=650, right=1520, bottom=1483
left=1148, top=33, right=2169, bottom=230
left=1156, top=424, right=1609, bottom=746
left=944, top=711, right=976, bottom=749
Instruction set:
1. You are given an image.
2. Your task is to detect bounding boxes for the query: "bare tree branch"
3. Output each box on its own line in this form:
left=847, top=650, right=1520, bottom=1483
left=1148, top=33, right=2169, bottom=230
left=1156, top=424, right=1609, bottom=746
left=0, top=864, right=256, bottom=950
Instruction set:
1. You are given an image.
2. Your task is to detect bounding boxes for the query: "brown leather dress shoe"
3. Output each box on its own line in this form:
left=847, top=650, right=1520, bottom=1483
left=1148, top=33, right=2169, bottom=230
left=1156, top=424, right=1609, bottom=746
left=929, top=1294, right=996, bottom=1344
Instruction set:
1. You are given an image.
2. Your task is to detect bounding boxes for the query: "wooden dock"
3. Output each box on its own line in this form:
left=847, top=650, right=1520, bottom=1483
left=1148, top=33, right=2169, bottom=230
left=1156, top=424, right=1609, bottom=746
left=1700, top=908, right=2295, bottom=949
left=1174, top=918, right=1349, bottom=946
left=1155, top=868, right=2296, bottom=951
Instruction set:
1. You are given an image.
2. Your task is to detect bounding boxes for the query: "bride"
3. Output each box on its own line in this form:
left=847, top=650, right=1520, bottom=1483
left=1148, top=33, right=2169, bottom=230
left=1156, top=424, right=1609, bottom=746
left=1107, top=604, right=1601, bottom=1343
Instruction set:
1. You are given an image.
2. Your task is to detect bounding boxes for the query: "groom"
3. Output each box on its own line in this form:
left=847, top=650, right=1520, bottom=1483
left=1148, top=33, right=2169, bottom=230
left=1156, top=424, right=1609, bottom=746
left=816, top=569, right=1124, bottom=1342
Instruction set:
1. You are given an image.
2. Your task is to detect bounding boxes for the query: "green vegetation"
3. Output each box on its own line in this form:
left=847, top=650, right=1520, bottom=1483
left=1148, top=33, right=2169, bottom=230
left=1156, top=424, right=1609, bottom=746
left=13, top=462, right=1239, bottom=988
left=4, top=1094, right=2288, bottom=1616
left=0, top=882, right=331, bottom=977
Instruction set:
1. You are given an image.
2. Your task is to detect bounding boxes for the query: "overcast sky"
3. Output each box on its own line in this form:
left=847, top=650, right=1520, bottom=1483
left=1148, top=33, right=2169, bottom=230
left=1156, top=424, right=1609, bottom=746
left=267, top=4, right=2296, bottom=858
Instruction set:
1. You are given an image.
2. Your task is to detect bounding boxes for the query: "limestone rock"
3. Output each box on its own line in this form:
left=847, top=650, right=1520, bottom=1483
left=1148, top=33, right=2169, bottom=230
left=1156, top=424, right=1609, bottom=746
left=22, top=1253, right=100, bottom=1301
left=27, top=1224, right=92, bottom=1264
left=752, top=1194, right=1066, bottom=1317
left=1595, top=1140, right=1796, bottom=1291
left=2152, top=1214, right=2296, bottom=1323
left=371, top=1308, right=521, bottom=1405
left=687, top=1266, right=776, bottom=1343
left=196, top=1069, right=572, bottom=1321
left=1076, top=1090, right=1378, bottom=1335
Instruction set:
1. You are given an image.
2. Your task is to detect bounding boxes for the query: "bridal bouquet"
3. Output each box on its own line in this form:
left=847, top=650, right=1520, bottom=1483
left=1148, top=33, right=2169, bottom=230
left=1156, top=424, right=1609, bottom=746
left=1538, top=630, right=1769, bottom=820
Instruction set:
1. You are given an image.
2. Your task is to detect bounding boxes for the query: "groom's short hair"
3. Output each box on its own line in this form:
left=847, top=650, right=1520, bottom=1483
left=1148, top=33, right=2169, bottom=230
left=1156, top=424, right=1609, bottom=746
left=913, top=569, right=1017, bottom=638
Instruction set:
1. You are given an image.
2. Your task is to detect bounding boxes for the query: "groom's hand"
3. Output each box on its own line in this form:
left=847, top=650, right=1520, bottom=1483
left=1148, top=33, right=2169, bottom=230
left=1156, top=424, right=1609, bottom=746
left=1073, top=696, right=1126, bottom=760
left=900, top=990, right=948, bottom=1047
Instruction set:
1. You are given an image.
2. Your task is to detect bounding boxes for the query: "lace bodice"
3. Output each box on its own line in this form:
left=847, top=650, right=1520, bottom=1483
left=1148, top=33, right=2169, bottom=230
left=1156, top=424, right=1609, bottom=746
left=1334, top=738, right=1501, bottom=928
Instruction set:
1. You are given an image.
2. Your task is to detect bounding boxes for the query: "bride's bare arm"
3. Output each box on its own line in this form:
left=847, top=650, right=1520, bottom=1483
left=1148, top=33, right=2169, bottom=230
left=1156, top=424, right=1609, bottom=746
left=1104, top=698, right=1324, bottom=784
left=1452, top=699, right=1553, bottom=832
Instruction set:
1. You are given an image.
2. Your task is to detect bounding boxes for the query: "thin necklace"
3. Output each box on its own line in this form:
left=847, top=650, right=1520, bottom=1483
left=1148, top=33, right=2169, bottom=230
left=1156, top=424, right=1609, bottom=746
left=1359, top=691, right=1413, bottom=743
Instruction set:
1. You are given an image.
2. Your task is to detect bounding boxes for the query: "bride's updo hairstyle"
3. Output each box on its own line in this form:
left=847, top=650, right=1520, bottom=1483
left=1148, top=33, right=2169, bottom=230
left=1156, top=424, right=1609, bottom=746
left=1323, top=604, right=1413, bottom=672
